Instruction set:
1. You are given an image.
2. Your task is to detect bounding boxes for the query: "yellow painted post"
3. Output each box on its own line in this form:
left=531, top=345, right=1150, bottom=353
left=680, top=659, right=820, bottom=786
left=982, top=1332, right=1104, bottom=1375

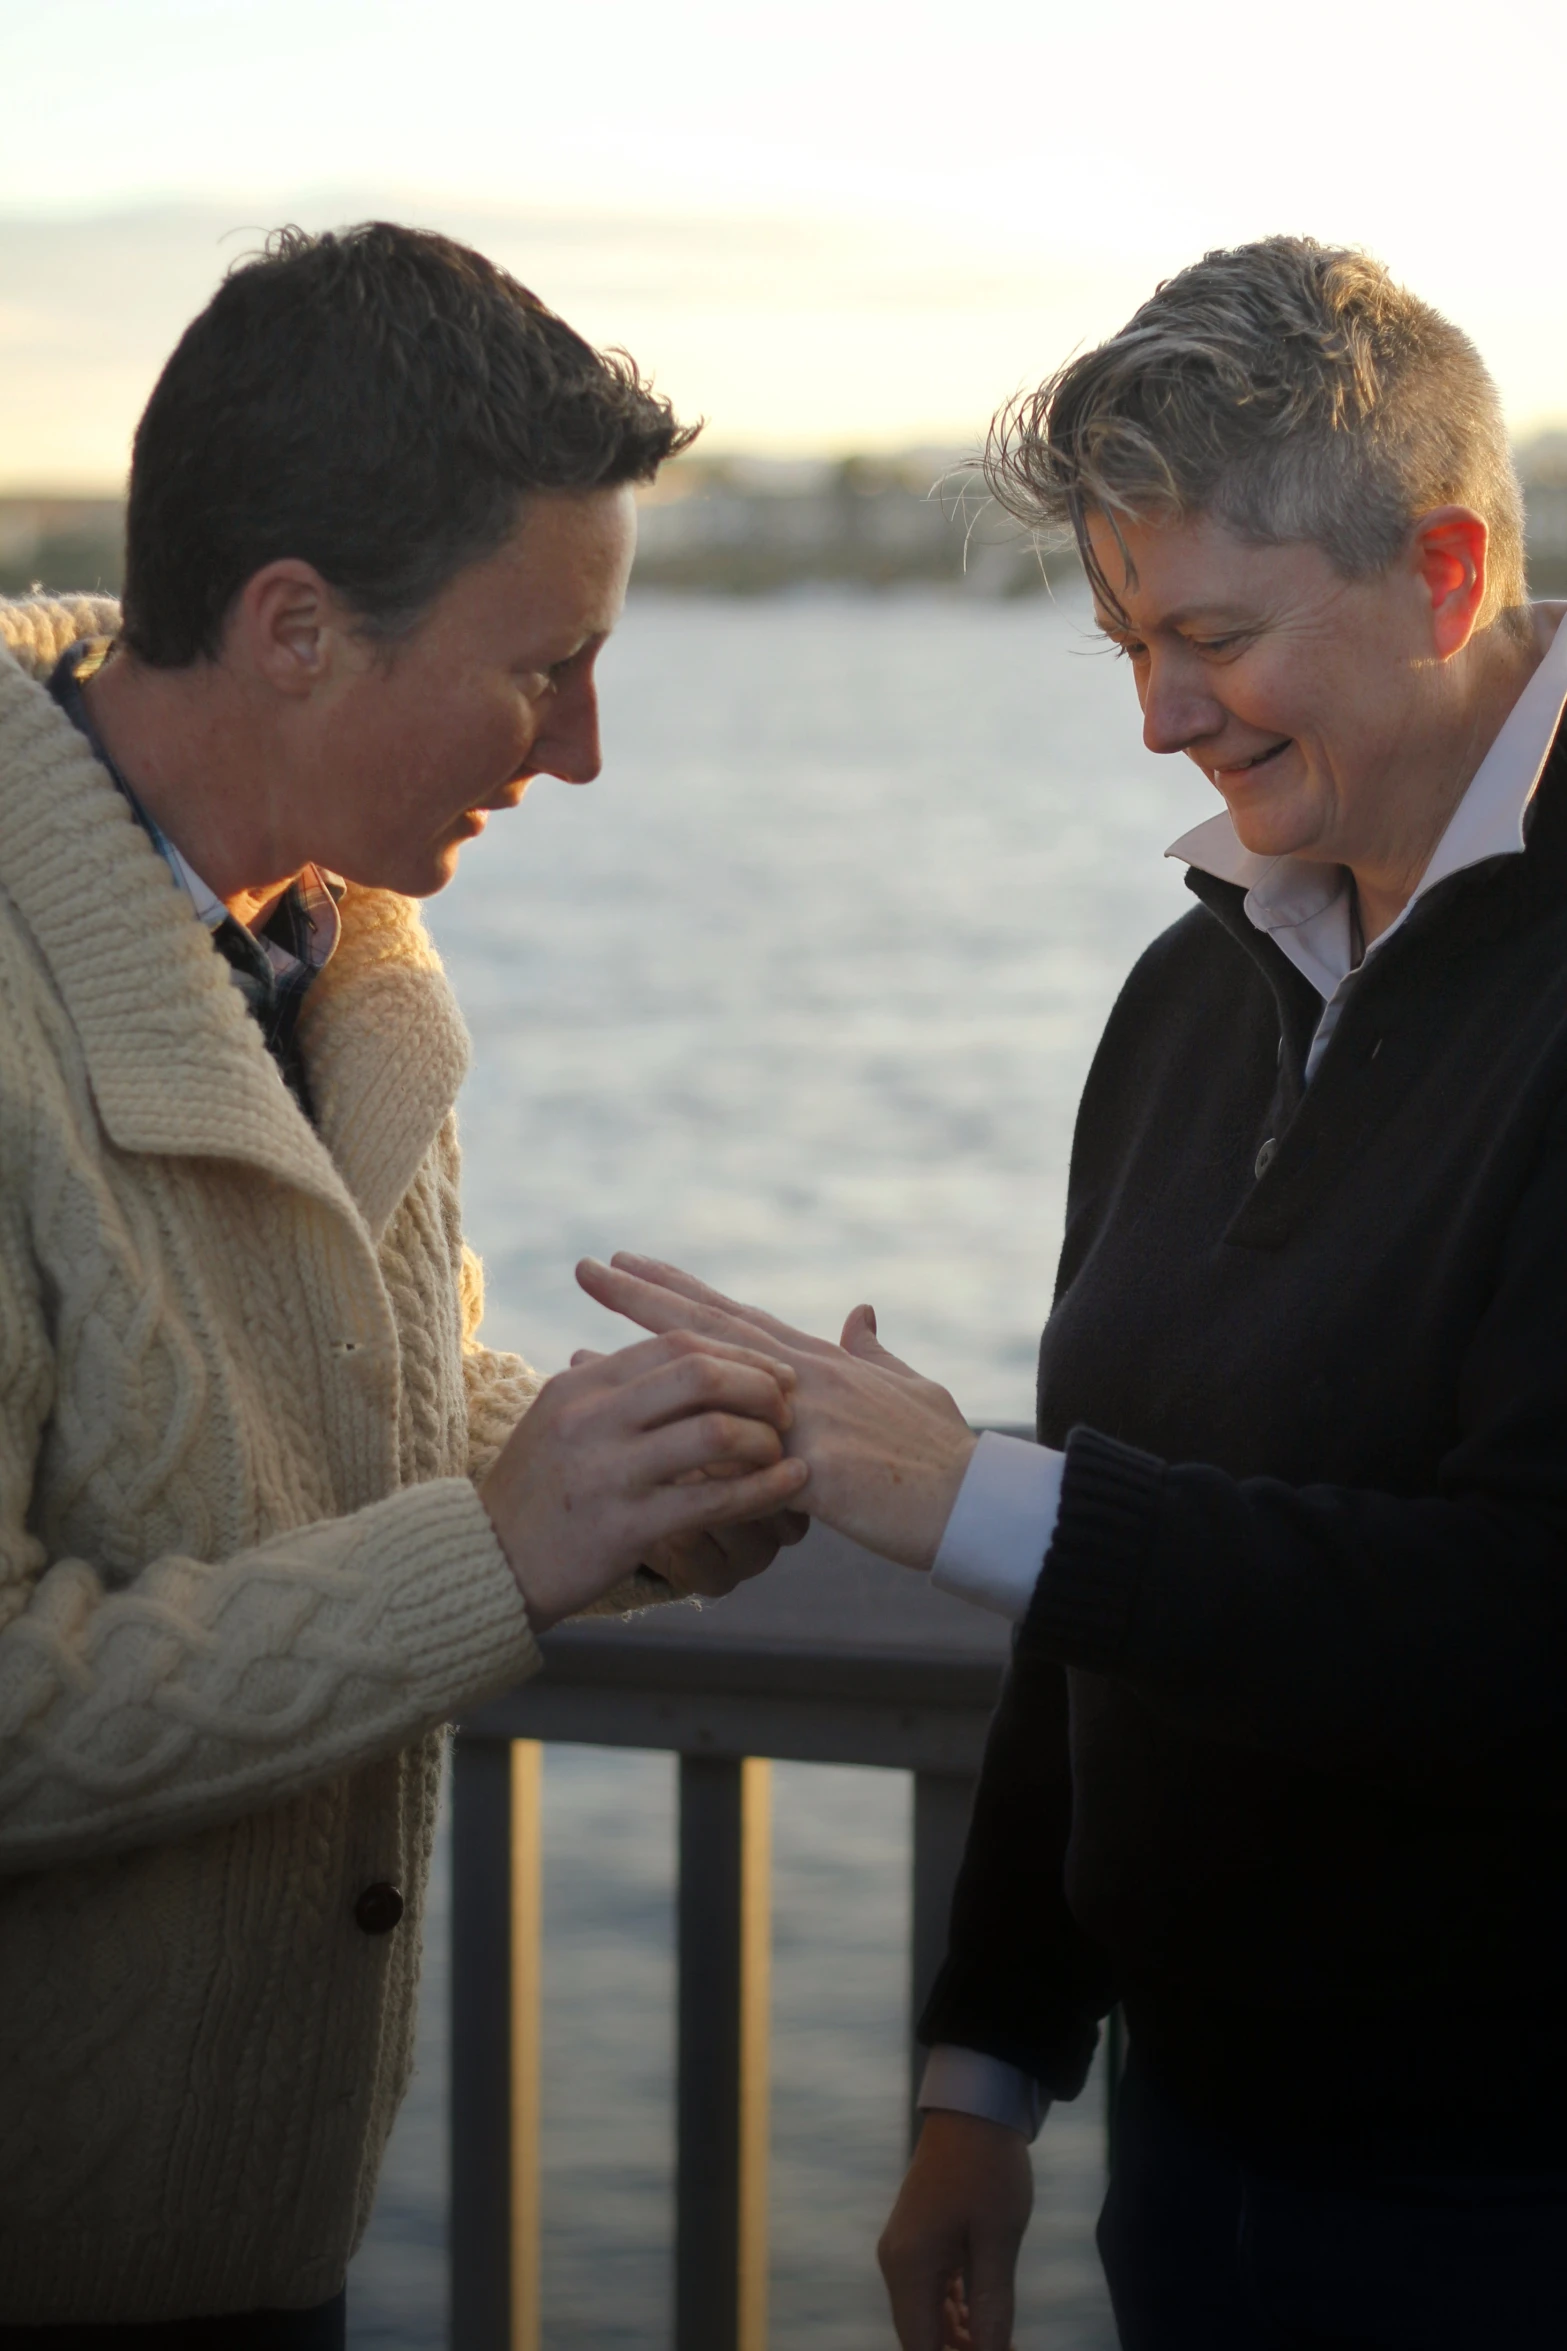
left=737, top=1756, right=772, bottom=2351
left=510, top=1740, right=544, bottom=2351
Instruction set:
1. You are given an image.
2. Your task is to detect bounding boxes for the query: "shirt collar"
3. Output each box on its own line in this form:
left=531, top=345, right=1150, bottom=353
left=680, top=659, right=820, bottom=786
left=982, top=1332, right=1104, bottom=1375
left=50, top=635, right=342, bottom=978
left=1166, top=604, right=1567, bottom=998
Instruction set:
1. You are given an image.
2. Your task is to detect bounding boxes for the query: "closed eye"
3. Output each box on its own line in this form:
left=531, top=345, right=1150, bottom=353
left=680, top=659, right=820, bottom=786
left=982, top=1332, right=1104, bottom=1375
left=1189, top=632, right=1252, bottom=658
left=525, top=635, right=604, bottom=693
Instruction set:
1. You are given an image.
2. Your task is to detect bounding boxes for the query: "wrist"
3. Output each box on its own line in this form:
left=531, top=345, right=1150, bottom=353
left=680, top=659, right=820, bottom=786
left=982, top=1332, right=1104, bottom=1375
left=916, top=1425, right=979, bottom=1572
left=918, top=2105, right=1030, bottom=2145
left=477, top=1474, right=566, bottom=1633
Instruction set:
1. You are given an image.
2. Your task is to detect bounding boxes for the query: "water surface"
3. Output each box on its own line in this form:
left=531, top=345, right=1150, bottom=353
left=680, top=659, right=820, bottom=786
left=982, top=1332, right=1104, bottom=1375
left=349, top=586, right=1212, bottom=2346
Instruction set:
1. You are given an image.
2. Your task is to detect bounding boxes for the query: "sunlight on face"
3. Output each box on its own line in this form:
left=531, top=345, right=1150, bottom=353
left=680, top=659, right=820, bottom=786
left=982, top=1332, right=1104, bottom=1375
left=314, top=486, right=638, bottom=897
left=1085, top=509, right=1441, bottom=872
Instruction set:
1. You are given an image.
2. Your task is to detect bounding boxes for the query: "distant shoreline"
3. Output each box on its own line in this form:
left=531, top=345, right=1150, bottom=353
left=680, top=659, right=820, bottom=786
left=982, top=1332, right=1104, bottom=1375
left=9, top=443, right=1567, bottom=601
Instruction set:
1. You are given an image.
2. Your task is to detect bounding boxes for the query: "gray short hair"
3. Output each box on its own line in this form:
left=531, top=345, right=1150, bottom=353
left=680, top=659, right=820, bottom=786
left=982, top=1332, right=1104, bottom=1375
left=987, top=236, right=1528, bottom=630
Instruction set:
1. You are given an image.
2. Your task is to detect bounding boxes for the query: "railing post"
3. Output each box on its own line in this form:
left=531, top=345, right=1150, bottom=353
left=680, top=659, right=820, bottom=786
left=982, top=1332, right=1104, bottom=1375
left=450, top=1734, right=543, bottom=2351
left=675, top=1753, right=772, bottom=2351
left=511, top=1742, right=544, bottom=2351
left=908, top=1770, right=977, bottom=2145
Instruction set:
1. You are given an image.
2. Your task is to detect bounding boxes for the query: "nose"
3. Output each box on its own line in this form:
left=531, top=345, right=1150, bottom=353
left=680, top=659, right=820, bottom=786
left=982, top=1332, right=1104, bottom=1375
left=536, top=674, right=603, bottom=787
left=1139, top=648, right=1226, bottom=759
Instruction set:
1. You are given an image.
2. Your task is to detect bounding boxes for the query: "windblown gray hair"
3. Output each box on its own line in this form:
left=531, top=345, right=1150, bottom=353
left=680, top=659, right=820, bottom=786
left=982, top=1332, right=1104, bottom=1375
left=986, top=237, right=1528, bottom=632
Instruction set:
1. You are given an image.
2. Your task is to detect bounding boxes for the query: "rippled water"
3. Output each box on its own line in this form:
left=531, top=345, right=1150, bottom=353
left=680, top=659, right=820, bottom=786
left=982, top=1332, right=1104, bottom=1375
left=346, top=586, right=1213, bottom=2347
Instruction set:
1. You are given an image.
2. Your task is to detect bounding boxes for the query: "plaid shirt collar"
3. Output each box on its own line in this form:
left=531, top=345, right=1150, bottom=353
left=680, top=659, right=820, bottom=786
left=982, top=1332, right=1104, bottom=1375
left=48, top=638, right=343, bottom=1116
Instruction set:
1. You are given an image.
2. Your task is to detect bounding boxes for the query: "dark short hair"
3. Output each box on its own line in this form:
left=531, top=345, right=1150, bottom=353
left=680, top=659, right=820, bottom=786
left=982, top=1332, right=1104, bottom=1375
left=121, top=221, right=698, bottom=666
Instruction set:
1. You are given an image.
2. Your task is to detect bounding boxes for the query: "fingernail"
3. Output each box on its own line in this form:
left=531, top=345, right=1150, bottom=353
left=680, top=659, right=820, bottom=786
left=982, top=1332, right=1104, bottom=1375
left=864, top=1304, right=877, bottom=1335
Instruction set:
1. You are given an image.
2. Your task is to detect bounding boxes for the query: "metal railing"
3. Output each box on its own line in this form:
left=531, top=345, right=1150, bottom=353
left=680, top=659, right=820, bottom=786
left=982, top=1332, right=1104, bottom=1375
left=449, top=1441, right=1031, bottom=2351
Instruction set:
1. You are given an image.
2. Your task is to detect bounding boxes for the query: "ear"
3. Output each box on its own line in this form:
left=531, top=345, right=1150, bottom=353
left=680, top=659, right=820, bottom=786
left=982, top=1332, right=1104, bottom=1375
left=1410, top=507, right=1489, bottom=661
left=224, top=560, right=351, bottom=698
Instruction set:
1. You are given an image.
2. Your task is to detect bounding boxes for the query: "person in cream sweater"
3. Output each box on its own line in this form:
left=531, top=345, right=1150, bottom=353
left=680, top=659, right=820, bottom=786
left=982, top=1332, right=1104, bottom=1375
left=0, top=224, right=807, bottom=2344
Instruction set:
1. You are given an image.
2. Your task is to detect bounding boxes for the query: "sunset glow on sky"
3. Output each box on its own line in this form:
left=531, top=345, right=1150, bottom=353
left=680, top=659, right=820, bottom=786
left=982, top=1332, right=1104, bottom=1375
left=2, top=0, right=1563, bottom=484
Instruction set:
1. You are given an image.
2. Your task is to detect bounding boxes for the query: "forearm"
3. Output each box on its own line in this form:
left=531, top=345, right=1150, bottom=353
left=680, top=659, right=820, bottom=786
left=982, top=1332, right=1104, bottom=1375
left=920, top=1645, right=1115, bottom=2093
left=0, top=1477, right=537, bottom=1872
left=1024, top=1424, right=1567, bottom=1778
left=929, top=1423, right=1567, bottom=1780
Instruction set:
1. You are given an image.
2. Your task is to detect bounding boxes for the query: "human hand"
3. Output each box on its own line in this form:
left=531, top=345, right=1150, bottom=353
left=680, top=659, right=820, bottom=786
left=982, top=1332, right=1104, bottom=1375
left=640, top=1505, right=812, bottom=1599
left=574, top=1254, right=976, bottom=1570
left=878, top=2111, right=1033, bottom=2351
left=565, top=1345, right=811, bottom=1600
left=478, top=1331, right=809, bottom=1632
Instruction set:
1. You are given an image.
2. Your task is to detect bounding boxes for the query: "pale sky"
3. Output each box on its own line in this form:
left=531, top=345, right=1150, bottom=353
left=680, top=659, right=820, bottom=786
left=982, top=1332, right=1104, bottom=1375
left=3, top=0, right=1565, bottom=486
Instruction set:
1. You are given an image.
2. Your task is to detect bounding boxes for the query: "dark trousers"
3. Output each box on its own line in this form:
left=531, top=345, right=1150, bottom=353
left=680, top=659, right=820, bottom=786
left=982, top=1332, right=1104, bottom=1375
left=0, top=2291, right=344, bottom=2350
left=1098, top=2059, right=1567, bottom=2350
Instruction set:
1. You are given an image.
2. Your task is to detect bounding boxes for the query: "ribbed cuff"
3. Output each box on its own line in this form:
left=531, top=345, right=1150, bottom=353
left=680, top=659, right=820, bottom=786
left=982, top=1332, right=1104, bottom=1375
left=1020, top=1424, right=1166, bottom=1671
left=376, top=1477, right=540, bottom=1711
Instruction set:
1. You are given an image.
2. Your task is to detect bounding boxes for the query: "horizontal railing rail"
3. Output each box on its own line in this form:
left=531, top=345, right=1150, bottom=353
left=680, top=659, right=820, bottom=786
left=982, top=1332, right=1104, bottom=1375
left=450, top=1431, right=1036, bottom=2351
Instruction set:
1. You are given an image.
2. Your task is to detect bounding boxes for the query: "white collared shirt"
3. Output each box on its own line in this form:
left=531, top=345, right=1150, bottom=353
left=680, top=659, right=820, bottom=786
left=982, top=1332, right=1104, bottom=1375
left=918, top=606, right=1567, bottom=2137
left=1167, top=604, right=1567, bottom=1079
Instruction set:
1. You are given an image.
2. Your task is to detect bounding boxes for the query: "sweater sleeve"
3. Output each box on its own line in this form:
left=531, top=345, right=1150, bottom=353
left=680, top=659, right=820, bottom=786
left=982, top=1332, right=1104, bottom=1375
left=918, top=1644, right=1116, bottom=2095
left=0, top=1219, right=539, bottom=1874
left=458, top=1243, right=547, bottom=1483
left=1023, top=1096, right=1567, bottom=1786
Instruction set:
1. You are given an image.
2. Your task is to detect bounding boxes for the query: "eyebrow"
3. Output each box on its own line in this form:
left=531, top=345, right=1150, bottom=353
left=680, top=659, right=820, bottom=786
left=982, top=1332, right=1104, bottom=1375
left=1094, top=604, right=1255, bottom=637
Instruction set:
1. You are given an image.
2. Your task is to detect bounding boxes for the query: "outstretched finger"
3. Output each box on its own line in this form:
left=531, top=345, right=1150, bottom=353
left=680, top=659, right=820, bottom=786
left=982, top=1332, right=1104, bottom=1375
left=608, top=1254, right=838, bottom=1358
left=577, top=1259, right=769, bottom=1353
left=838, top=1301, right=923, bottom=1380
left=564, top=1328, right=797, bottom=1397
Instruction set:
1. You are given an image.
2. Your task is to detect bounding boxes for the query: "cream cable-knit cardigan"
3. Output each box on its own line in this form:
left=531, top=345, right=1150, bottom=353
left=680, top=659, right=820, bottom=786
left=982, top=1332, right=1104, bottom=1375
left=0, top=595, right=552, bottom=2320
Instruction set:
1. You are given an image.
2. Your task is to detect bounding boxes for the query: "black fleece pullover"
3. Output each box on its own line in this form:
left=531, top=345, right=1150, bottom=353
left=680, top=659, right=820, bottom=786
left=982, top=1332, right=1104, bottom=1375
left=922, top=728, right=1567, bottom=2160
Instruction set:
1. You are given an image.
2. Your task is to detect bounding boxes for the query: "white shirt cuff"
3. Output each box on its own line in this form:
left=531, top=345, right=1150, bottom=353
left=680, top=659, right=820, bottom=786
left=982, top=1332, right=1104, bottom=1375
left=917, top=2045, right=1048, bottom=2140
left=930, top=1430, right=1065, bottom=1621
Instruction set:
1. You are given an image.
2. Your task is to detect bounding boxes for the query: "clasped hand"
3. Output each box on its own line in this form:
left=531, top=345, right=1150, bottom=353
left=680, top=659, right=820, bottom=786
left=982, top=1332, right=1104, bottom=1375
left=478, top=1328, right=810, bottom=1631
left=483, top=1254, right=977, bottom=1635
left=575, top=1253, right=978, bottom=1570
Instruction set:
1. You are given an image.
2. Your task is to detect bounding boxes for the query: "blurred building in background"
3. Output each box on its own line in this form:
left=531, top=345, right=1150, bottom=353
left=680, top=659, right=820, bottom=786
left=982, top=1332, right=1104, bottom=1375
left=7, top=441, right=1567, bottom=601
left=630, top=454, right=1064, bottom=595
left=0, top=497, right=125, bottom=601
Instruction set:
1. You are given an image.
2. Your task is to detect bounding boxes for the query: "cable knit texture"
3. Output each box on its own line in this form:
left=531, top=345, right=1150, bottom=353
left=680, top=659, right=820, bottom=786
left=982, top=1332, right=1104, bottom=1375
left=0, top=597, right=548, bottom=2320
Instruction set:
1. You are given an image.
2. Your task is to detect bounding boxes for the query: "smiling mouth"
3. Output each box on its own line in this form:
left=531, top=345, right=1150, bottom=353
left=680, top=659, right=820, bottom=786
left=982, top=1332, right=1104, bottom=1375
left=1216, top=739, right=1291, bottom=780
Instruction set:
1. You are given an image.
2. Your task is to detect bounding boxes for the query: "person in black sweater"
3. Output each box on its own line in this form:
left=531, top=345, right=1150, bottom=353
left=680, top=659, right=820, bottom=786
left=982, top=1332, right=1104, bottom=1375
left=581, top=237, right=1567, bottom=2348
